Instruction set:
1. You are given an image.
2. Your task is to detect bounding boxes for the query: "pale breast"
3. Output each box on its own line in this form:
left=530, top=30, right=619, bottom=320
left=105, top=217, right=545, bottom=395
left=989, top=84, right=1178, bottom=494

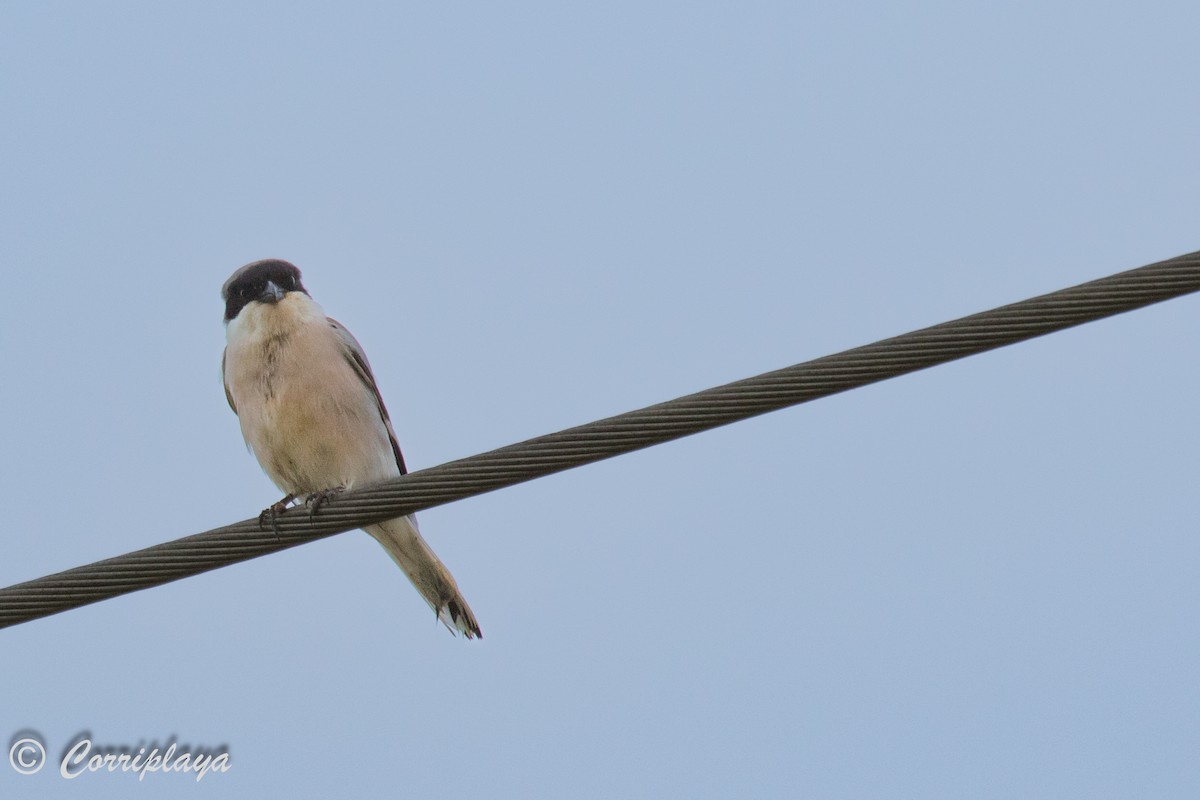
left=224, top=295, right=400, bottom=494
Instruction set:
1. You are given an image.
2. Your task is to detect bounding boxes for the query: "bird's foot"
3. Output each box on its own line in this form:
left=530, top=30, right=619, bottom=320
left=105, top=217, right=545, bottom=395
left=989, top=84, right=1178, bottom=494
left=305, top=485, right=346, bottom=518
left=258, top=493, right=297, bottom=538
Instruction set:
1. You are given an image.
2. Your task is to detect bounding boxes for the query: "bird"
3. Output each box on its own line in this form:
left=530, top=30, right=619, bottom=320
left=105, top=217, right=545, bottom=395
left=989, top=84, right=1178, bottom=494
left=220, top=258, right=481, bottom=638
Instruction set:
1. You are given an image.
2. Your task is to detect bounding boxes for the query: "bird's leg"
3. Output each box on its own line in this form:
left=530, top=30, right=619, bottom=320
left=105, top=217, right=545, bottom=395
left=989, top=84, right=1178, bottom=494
left=305, top=485, right=346, bottom=518
left=258, top=493, right=297, bottom=538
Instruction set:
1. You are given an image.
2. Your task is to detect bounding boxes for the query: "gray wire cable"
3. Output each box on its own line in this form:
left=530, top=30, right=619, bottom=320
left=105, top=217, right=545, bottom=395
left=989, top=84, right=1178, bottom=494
left=3, top=249, right=1199, bottom=629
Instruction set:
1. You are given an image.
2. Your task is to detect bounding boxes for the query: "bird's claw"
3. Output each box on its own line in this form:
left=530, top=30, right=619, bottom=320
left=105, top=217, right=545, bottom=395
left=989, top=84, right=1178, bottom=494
left=305, top=486, right=346, bottom=518
left=257, top=493, right=297, bottom=538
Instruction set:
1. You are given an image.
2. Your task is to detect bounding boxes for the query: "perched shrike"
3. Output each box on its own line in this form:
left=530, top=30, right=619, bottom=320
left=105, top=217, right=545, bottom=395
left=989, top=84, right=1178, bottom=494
left=220, top=259, right=481, bottom=638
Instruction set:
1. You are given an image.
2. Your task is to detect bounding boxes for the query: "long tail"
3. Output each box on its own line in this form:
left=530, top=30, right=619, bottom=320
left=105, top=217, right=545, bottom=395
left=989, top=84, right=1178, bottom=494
left=363, top=515, right=482, bottom=639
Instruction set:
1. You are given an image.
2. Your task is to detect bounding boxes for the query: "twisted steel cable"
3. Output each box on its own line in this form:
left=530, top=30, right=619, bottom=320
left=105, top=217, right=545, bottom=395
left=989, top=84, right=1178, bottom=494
left=3, top=249, right=1199, bottom=628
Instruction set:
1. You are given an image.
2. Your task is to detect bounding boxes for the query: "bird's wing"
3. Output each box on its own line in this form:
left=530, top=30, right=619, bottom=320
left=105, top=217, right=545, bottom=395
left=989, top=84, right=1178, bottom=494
left=220, top=348, right=237, bottom=414
left=327, top=317, right=408, bottom=475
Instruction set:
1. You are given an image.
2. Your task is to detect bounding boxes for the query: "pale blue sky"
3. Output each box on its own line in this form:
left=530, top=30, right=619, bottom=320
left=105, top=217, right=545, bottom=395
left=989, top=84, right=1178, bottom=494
left=2, top=2, right=1200, bottom=798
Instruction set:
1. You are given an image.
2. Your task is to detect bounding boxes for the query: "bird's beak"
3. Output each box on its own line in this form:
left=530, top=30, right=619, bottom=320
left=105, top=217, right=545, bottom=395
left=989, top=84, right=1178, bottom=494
left=260, top=280, right=285, bottom=304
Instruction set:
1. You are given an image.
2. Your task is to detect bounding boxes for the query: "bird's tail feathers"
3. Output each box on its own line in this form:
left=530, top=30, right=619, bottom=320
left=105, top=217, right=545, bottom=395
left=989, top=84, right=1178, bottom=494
left=364, top=515, right=482, bottom=639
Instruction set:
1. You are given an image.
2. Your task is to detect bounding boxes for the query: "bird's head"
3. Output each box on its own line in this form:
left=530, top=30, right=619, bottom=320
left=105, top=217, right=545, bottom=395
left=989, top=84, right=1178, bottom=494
left=222, top=259, right=309, bottom=323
